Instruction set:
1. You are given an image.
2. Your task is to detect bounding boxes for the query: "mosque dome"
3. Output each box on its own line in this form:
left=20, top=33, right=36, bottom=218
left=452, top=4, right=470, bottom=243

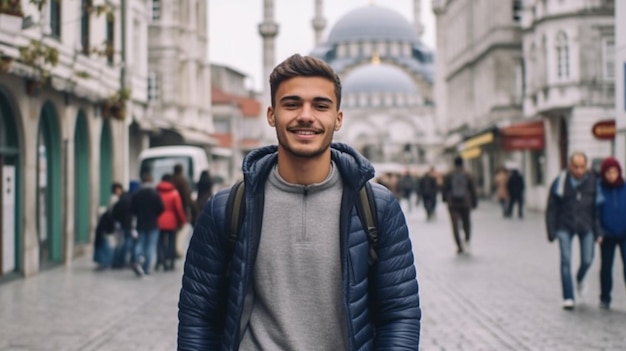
left=327, top=5, right=418, bottom=45
left=343, top=63, right=417, bottom=94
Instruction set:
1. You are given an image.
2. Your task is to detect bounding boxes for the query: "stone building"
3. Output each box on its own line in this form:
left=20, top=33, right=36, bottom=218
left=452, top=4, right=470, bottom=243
left=0, top=0, right=148, bottom=278
left=432, top=0, right=525, bottom=196
left=132, top=0, right=214, bottom=179
left=433, top=0, right=615, bottom=210
left=521, top=0, right=615, bottom=209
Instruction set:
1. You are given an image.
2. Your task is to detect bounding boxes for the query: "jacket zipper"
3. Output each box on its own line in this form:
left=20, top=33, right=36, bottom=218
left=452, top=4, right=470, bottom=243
left=301, top=186, right=309, bottom=242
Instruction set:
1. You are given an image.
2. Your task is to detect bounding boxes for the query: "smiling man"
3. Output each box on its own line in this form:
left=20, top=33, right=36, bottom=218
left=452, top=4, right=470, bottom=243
left=178, top=54, right=421, bottom=350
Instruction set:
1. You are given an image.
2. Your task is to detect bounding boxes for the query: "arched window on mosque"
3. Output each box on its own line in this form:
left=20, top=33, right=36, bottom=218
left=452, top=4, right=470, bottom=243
left=350, top=42, right=360, bottom=57
left=555, top=31, right=570, bottom=79
left=402, top=43, right=411, bottom=57
left=371, top=94, right=381, bottom=107
left=384, top=93, right=393, bottom=107
left=376, top=41, right=387, bottom=56
left=362, top=42, right=373, bottom=57
left=390, top=42, right=400, bottom=56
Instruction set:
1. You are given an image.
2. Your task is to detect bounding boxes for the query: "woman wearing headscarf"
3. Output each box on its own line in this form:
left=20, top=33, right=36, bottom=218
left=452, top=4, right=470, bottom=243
left=596, top=157, right=626, bottom=309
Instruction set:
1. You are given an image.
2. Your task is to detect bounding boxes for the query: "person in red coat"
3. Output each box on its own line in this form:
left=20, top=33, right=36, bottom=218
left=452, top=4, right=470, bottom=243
left=156, top=174, right=188, bottom=271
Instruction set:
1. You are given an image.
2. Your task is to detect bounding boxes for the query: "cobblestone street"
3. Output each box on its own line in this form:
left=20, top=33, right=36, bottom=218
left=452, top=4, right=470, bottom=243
left=1, top=201, right=626, bottom=350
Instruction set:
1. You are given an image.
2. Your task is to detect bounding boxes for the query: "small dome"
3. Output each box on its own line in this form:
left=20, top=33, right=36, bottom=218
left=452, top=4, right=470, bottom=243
left=342, top=64, right=417, bottom=94
left=327, top=5, right=418, bottom=45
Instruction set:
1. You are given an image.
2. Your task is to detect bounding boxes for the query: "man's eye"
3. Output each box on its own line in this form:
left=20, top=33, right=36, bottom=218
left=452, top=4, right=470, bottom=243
left=284, top=102, right=298, bottom=108
left=316, top=105, right=330, bottom=110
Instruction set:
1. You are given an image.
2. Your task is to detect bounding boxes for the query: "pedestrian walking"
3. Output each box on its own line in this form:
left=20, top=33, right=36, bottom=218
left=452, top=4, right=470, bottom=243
left=494, top=165, right=510, bottom=216
left=596, top=157, right=626, bottom=310
left=419, top=166, right=439, bottom=220
left=506, top=168, right=525, bottom=219
left=442, top=156, right=477, bottom=254
left=545, top=151, right=599, bottom=310
left=399, top=170, right=416, bottom=213
left=155, top=174, right=187, bottom=271
left=178, top=54, right=421, bottom=350
left=93, top=183, right=124, bottom=270
left=130, top=173, right=164, bottom=277
left=111, top=180, right=140, bottom=268
left=193, top=170, right=213, bottom=225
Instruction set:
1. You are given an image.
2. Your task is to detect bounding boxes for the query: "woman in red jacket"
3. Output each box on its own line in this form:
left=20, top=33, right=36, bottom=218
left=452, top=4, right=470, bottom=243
left=156, top=174, right=187, bottom=271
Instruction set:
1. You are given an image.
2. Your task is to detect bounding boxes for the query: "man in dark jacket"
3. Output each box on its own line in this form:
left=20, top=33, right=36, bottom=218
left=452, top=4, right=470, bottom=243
left=112, top=180, right=140, bottom=268
left=506, top=168, right=525, bottom=218
left=130, top=174, right=164, bottom=277
left=546, top=151, right=599, bottom=310
left=419, top=166, right=439, bottom=220
left=178, top=54, right=420, bottom=350
left=442, top=156, right=477, bottom=254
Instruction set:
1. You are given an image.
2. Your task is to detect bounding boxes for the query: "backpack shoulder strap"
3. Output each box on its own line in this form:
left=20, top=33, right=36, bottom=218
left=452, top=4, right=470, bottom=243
left=224, top=180, right=245, bottom=276
left=356, top=182, right=379, bottom=266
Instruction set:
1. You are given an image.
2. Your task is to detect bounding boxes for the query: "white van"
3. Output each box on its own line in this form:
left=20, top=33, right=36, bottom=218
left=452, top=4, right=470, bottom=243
left=138, top=146, right=210, bottom=193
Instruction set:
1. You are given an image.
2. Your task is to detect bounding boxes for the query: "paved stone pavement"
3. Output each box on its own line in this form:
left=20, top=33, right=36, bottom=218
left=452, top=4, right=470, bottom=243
left=1, top=201, right=626, bottom=350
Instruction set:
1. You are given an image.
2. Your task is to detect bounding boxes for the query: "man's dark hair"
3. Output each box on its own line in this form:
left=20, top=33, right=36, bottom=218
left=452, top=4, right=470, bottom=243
left=269, top=54, right=342, bottom=109
left=454, top=156, right=464, bottom=167
left=111, top=182, right=123, bottom=193
left=162, top=173, right=173, bottom=182
left=174, top=164, right=183, bottom=174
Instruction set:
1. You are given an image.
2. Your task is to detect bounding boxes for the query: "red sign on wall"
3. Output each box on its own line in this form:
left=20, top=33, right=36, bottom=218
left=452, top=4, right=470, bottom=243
left=592, top=120, right=616, bottom=140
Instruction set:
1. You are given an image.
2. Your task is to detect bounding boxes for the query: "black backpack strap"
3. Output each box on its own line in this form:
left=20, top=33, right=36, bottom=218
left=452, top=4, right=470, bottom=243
left=356, top=182, right=379, bottom=266
left=224, top=180, right=245, bottom=277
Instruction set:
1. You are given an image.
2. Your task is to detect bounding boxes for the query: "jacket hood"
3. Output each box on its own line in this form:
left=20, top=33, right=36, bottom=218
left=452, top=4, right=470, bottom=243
left=242, top=142, right=375, bottom=193
left=156, top=181, right=176, bottom=192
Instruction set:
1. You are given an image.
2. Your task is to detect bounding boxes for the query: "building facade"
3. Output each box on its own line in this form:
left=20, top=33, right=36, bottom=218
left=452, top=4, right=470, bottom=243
left=521, top=0, right=615, bottom=209
left=433, top=0, right=525, bottom=197
left=134, top=0, right=214, bottom=179
left=0, top=0, right=147, bottom=278
left=434, top=0, right=615, bottom=210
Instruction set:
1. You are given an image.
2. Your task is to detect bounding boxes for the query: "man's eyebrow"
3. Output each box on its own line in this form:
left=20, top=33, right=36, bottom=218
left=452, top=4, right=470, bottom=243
left=279, top=96, right=333, bottom=104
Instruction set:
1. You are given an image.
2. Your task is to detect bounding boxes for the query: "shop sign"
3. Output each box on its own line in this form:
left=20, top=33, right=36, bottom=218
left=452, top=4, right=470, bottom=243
left=592, top=120, right=616, bottom=140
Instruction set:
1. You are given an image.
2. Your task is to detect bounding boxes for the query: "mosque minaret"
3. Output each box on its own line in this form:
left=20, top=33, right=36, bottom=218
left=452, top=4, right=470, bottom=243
left=414, top=0, right=424, bottom=38
left=312, top=0, right=327, bottom=47
left=258, top=0, right=279, bottom=143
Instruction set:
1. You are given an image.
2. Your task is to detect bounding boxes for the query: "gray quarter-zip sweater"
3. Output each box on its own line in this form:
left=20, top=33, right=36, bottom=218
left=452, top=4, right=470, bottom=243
left=239, top=162, right=348, bottom=350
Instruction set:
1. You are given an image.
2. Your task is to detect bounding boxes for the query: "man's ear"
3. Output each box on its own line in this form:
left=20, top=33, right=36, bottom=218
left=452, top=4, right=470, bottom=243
left=334, top=111, right=343, bottom=131
left=267, top=106, right=275, bottom=127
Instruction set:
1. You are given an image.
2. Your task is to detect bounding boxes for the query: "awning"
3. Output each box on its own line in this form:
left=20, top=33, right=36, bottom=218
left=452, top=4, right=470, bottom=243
left=500, top=120, right=545, bottom=151
left=464, top=131, right=494, bottom=149
left=460, top=147, right=481, bottom=160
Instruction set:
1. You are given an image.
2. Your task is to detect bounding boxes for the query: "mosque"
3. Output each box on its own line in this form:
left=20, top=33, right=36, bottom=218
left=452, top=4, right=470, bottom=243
left=258, top=0, right=440, bottom=171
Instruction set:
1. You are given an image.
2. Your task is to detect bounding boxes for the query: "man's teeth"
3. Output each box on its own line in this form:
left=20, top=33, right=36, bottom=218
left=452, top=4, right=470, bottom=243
left=296, top=131, right=315, bottom=135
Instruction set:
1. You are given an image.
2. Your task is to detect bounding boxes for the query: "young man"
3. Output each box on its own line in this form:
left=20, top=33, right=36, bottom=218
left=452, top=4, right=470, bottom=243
left=441, top=156, right=477, bottom=254
left=178, top=54, right=421, bottom=350
left=130, top=173, right=164, bottom=277
left=546, top=152, right=599, bottom=310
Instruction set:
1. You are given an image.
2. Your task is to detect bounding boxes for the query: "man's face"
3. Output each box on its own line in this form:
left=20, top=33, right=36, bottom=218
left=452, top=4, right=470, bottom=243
left=569, top=155, right=588, bottom=179
left=268, top=76, right=343, bottom=159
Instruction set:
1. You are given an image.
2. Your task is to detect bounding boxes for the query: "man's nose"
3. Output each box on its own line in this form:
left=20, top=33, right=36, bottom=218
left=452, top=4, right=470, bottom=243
left=297, top=104, right=314, bottom=121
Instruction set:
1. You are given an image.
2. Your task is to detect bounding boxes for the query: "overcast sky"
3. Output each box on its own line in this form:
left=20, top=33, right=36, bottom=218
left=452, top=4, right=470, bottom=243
left=208, top=0, right=436, bottom=91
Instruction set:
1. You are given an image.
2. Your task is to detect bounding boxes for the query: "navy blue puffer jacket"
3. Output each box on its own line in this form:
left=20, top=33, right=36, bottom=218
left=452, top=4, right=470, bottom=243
left=178, top=143, right=421, bottom=350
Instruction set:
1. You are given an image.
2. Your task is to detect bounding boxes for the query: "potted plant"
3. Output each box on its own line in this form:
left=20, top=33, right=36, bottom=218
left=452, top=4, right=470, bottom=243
left=0, top=0, right=24, bottom=34
left=102, top=88, right=131, bottom=120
